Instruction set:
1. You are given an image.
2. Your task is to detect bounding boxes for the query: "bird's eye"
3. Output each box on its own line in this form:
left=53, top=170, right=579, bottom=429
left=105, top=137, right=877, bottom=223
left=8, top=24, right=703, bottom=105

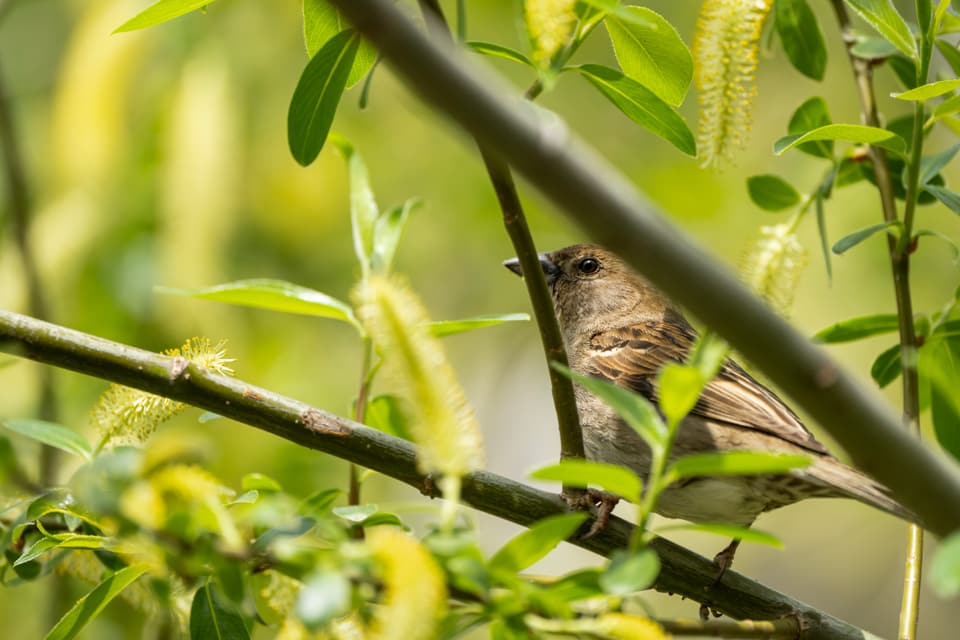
left=577, top=257, right=601, bottom=275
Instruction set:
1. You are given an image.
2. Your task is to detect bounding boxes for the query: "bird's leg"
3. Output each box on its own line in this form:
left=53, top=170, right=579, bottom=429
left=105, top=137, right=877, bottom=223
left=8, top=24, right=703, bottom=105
left=562, top=489, right=620, bottom=539
left=712, top=537, right=742, bottom=583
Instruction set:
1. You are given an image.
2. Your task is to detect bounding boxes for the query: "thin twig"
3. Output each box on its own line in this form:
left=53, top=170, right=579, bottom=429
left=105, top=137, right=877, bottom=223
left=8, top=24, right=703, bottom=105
left=327, top=0, right=960, bottom=536
left=656, top=616, right=801, bottom=639
left=416, top=1, right=586, bottom=476
left=0, top=309, right=887, bottom=639
left=828, top=3, right=926, bottom=639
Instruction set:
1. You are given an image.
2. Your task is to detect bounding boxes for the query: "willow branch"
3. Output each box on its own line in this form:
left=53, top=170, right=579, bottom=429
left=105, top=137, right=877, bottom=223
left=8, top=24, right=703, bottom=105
left=416, top=1, right=585, bottom=469
left=0, top=309, right=881, bottom=639
left=326, top=0, right=960, bottom=538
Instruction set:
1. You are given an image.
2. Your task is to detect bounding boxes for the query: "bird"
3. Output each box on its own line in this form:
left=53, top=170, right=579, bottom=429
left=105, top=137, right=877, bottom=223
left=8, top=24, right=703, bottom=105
left=504, top=243, right=916, bottom=577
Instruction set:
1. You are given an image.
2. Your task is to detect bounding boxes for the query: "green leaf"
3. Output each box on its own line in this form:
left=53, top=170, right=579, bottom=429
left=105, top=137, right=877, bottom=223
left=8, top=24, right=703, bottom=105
left=488, top=512, right=589, bottom=574
left=114, top=0, right=215, bottom=33
left=296, top=571, right=352, bottom=630
left=553, top=364, right=667, bottom=455
left=774, top=124, right=906, bottom=155
left=815, top=192, right=832, bottom=282
left=666, top=451, right=811, bottom=482
left=299, top=488, right=342, bottom=518
left=746, top=174, right=802, bottom=211
left=427, top=313, right=530, bottom=338
left=813, top=314, right=899, bottom=343
left=599, top=549, right=660, bottom=595
left=930, top=530, right=960, bottom=598
left=288, top=30, right=360, bottom=167
left=775, top=0, right=827, bottom=81
left=925, top=184, right=960, bottom=215
left=372, top=197, right=421, bottom=273
left=605, top=6, right=692, bottom=106
left=189, top=581, right=250, bottom=640
left=656, top=523, right=783, bottom=548
left=330, top=135, right=379, bottom=271
left=530, top=460, right=641, bottom=503
left=302, top=0, right=376, bottom=88
left=17, top=532, right=112, bottom=566
left=851, top=36, right=900, bottom=59
left=887, top=55, right=918, bottom=89
left=788, top=97, right=833, bottom=158
left=832, top=221, right=900, bottom=254
left=933, top=93, right=960, bottom=120
left=658, top=364, right=704, bottom=427
left=894, top=79, right=960, bottom=102
left=157, top=279, right=359, bottom=328
left=871, top=344, right=902, bottom=388
left=919, top=144, right=960, bottom=185
left=687, top=331, right=729, bottom=381
left=844, top=0, right=916, bottom=58
left=1, top=419, right=92, bottom=460
left=924, top=339, right=960, bottom=462
left=936, top=39, right=960, bottom=76
left=914, top=229, right=960, bottom=259
left=333, top=504, right=378, bottom=523
left=576, top=64, right=696, bottom=156
left=467, top=41, right=535, bottom=67
left=363, top=395, right=410, bottom=440
left=242, top=473, right=281, bottom=493
left=45, top=565, right=148, bottom=640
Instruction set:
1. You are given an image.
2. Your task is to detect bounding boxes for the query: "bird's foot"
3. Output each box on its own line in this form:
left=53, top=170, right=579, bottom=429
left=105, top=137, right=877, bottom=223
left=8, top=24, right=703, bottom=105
left=698, top=603, right=723, bottom=621
left=710, top=538, right=741, bottom=587
left=562, top=489, right=620, bottom=539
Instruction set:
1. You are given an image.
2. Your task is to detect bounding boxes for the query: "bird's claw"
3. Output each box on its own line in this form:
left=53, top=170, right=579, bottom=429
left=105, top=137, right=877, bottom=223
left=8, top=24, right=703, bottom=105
left=562, top=489, right=620, bottom=540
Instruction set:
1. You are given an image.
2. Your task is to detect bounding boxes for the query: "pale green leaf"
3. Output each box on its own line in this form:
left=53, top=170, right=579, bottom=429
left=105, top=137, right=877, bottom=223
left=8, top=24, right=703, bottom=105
left=46, top=565, right=148, bottom=640
left=832, top=221, right=900, bottom=254
left=115, top=0, right=216, bottom=33
left=844, top=0, right=916, bottom=58
left=658, top=364, right=704, bottom=427
left=330, top=135, right=379, bottom=272
left=1, top=419, right=92, bottom=460
left=930, top=530, right=960, bottom=598
left=489, top=512, right=589, bottom=574
left=774, top=124, right=906, bottom=155
left=467, top=41, right=535, bottom=67
left=814, top=314, right=899, bottom=343
left=599, top=549, right=659, bottom=595
left=531, top=460, right=641, bottom=502
left=372, top=198, right=421, bottom=273
left=656, top=523, right=783, bottom=548
left=427, top=313, right=530, bottom=338
left=302, top=0, right=376, bottom=88
left=667, top=451, right=811, bottom=482
left=893, top=79, right=960, bottom=101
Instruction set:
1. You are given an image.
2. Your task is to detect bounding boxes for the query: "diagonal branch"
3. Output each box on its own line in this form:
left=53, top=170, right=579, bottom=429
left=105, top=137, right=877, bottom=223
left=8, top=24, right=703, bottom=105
left=0, top=309, right=880, bottom=639
left=325, top=0, right=960, bottom=539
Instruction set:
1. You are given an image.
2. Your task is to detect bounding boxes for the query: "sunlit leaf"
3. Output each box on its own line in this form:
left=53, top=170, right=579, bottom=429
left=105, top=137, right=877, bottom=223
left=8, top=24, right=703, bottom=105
left=666, top=451, right=811, bottom=482
left=656, top=522, right=783, bottom=547
left=467, top=41, right=535, bottom=67
left=935, top=39, right=960, bottom=76
left=844, top=0, right=916, bottom=58
left=924, top=339, right=960, bottom=462
left=189, top=581, right=250, bottom=640
left=605, top=6, right=692, bottom=106
left=893, top=79, right=960, bottom=101
left=115, top=0, right=216, bottom=33
left=333, top=504, right=378, bottom=523
left=871, top=344, right=902, bottom=388
left=157, top=279, right=359, bottom=328
left=832, top=221, right=900, bottom=254
left=576, top=64, right=696, bottom=156
left=746, top=174, right=801, bottom=211
left=925, top=185, right=960, bottom=216
left=788, top=97, right=833, bottom=158
left=599, top=549, right=659, bottom=595
left=1, top=419, right=92, bottom=460
left=242, top=473, right=281, bottom=493
left=488, top=512, right=588, bottom=574
left=373, top=197, right=421, bottom=273
left=46, top=565, right=148, bottom=640
left=774, top=124, right=906, bottom=155
left=427, top=313, right=530, bottom=338
left=531, top=460, right=641, bottom=502
left=288, top=30, right=360, bottom=166
left=331, top=135, right=379, bottom=273
left=658, top=364, right=704, bottom=427
left=774, top=0, right=827, bottom=81
left=814, top=314, right=899, bottom=343
left=302, top=0, right=376, bottom=87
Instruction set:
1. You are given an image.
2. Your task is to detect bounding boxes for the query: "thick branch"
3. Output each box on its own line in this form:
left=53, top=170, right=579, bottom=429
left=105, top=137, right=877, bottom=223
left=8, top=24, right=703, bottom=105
left=416, top=1, right=585, bottom=466
left=0, top=309, right=880, bottom=639
left=326, top=0, right=960, bottom=538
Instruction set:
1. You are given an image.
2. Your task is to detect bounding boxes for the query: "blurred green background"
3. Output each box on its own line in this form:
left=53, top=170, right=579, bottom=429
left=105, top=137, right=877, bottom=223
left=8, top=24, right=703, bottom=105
left=1, top=0, right=959, bottom=637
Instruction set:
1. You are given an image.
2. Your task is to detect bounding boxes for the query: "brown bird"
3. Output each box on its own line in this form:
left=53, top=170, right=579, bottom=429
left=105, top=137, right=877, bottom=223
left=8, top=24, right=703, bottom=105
left=505, top=244, right=915, bottom=574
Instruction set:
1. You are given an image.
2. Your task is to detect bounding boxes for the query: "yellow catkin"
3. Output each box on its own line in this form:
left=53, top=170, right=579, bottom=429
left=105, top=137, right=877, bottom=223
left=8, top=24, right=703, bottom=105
left=596, top=613, right=670, bottom=640
left=354, top=276, right=484, bottom=481
left=694, top=0, right=773, bottom=167
left=524, top=0, right=578, bottom=66
left=91, top=338, right=233, bottom=446
left=366, top=528, right=447, bottom=640
left=740, top=224, right=808, bottom=317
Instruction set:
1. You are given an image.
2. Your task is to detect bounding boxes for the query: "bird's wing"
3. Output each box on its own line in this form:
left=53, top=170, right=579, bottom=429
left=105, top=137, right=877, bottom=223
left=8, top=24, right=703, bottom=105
left=587, top=320, right=829, bottom=454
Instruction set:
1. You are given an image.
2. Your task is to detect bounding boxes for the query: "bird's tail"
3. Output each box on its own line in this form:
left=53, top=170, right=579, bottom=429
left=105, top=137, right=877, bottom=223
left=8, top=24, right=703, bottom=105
left=808, top=457, right=919, bottom=524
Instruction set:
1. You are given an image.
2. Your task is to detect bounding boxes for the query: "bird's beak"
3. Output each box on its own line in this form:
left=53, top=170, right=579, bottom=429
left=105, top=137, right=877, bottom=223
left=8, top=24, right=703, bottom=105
left=502, top=254, right=561, bottom=285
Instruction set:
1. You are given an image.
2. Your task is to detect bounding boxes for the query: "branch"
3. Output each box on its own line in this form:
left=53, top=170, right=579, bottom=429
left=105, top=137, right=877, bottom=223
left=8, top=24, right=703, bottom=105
left=416, top=0, right=585, bottom=468
left=326, top=0, right=960, bottom=539
left=0, top=309, right=881, bottom=639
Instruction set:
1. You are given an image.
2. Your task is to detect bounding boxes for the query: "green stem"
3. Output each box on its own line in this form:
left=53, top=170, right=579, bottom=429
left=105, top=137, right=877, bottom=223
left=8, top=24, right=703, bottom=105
left=349, top=336, right=375, bottom=512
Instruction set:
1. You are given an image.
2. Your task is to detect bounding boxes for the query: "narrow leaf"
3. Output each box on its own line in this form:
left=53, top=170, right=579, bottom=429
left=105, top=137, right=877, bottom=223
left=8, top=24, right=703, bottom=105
left=658, top=364, right=704, bottom=427
left=893, top=79, right=960, bottom=101
left=488, top=512, right=589, bottom=574
left=330, top=135, right=379, bottom=271
left=919, top=144, right=960, bottom=185
left=605, top=6, right=692, bottom=106
left=45, top=565, right=148, bottom=640
left=746, top=174, right=801, bottom=211
left=467, top=41, right=535, bottom=67
left=115, top=0, right=215, bottom=33
left=935, top=39, right=960, bottom=76
left=832, top=221, right=900, bottom=254
left=814, top=314, right=899, bottom=343
left=363, top=395, right=410, bottom=440
left=933, top=93, right=960, bottom=120
left=914, top=229, right=960, bottom=259
left=925, top=340, right=960, bottom=462
left=788, top=97, right=833, bottom=158
left=925, top=185, right=960, bottom=215
left=1, top=419, right=92, bottom=460
left=189, top=582, right=251, bottom=640
left=242, top=473, right=281, bottom=493
left=372, top=197, right=421, bottom=273
left=930, top=530, right=960, bottom=598
left=157, top=280, right=359, bottom=327
left=553, top=364, right=667, bottom=454
left=658, top=523, right=783, bottom=547
left=815, top=192, right=832, bottom=282
left=577, top=64, right=696, bottom=156
left=302, top=0, right=375, bottom=87
left=333, top=504, right=378, bottom=523
left=531, top=460, right=642, bottom=502
left=844, top=0, right=917, bottom=58
left=871, top=344, right=902, bottom=388
left=774, top=124, right=906, bottom=155
left=599, top=549, right=660, bottom=595
left=427, top=313, right=530, bottom=338
left=667, top=451, right=811, bottom=482
left=288, top=30, right=360, bottom=166
left=775, top=0, right=827, bottom=81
